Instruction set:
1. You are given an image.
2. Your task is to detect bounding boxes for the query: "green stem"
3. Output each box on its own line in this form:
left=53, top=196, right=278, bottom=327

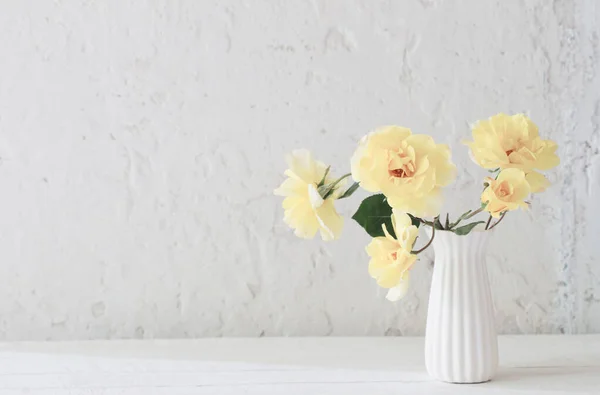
left=318, top=173, right=352, bottom=199
left=412, top=217, right=436, bottom=254
left=317, top=166, right=331, bottom=187
left=487, top=212, right=507, bottom=231
left=463, top=205, right=485, bottom=220
left=484, top=215, right=493, bottom=230
left=449, top=204, right=488, bottom=230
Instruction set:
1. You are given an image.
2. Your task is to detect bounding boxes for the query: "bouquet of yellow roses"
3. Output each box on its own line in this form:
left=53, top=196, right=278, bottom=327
left=274, top=113, right=559, bottom=301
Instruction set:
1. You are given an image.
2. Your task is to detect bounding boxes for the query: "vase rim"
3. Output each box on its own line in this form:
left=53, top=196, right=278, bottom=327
left=424, top=228, right=493, bottom=237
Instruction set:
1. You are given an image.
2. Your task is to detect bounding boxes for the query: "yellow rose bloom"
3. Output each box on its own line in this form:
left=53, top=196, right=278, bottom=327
left=366, top=210, right=418, bottom=301
left=351, top=126, right=457, bottom=217
left=274, top=150, right=343, bottom=241
left=465, top=113, right=559, bottom=192
left=525, top=171, right=551, bottom=193
left=481, top=168, right=531, bottom=218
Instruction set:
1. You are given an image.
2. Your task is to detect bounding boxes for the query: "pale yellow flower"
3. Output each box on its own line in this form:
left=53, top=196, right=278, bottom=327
left=481, top=168, right=531, bottom=218
left=465, top=113, right=559, bottom=192
left=366, top=210, right=418, bottom=301
left=274, top=150, right=343, bottom=241
left=525, top=171, right=551, bottom=193
left=351, top=126, right=457, bottom=217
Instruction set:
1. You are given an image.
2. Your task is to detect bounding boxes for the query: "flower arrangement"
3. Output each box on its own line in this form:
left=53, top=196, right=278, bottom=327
left=274, top=113, right=559, bottom=301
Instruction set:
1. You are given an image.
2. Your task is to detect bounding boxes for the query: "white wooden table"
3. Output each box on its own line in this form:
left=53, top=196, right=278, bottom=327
left=0, top=336, right=598, bottom=394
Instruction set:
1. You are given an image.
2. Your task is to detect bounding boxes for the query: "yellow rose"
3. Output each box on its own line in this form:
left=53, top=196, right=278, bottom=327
left=481, top=168, right=531, bottom=218
left=351, top=126, right=457, bottom=217
left=465, top=113, right=559, bottom=192
left=274, top=150, right=344, bottom=241
left=525, top=171, right=551, bottom=193
left=366, top=210, right=418, bottom=301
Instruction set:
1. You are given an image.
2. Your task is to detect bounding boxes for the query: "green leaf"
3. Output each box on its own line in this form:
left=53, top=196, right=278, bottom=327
left=318, top=173, right=351, bottom=199
left=420, top=219, right=433, bottom=227
left=338, top=182, right=360, bottom=199
left=351, top=194, right=396, bottom=238
left=317, top=166, right=331, bottom=187
left=408, top=214, right=421, bottom=228
left=449, top=209, right=472, bottom=229
left=453, top=221, right=486, bottom=236
left=488, top=168, right=500, bottom=173
left=433, top=216, right=444, bottom=230
left=445, top=213, right=450, bottom=229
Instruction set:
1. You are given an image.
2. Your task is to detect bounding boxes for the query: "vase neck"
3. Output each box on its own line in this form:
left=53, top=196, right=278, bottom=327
left=431, top=230, right=490, bottom=262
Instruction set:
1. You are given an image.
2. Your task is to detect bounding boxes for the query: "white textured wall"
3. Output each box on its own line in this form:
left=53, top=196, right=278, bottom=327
left=0, top=0, right=598, bottom=340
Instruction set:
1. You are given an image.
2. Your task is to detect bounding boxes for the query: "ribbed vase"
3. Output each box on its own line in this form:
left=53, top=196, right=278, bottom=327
left=425, top=230, right=498, bottom=383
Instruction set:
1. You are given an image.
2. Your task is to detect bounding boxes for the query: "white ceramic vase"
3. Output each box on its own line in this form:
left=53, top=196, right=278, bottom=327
left=425, top=230, right=498, bottom=383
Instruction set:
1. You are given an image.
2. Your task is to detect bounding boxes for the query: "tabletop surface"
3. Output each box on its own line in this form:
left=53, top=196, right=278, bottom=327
left=0, top=335, right=598, bottom=394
